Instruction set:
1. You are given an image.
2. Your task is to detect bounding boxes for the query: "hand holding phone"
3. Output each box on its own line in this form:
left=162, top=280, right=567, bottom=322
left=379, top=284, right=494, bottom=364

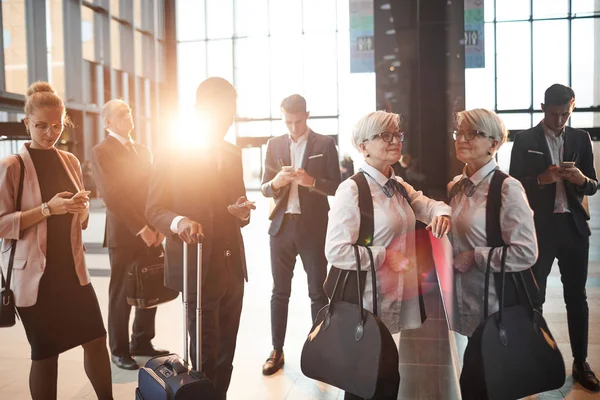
left=238, top=200, right=256, bottom=208
left=560, top=161, right=575, bottom=169
left=72, top=190, right=92, bottom=200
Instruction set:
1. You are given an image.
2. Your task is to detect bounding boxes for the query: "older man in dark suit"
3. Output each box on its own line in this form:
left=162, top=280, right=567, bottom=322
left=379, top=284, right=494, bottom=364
left=146, top=77, right=254, bottom=400
left=91, top=99, right=169, bottom=370
left=260, top=94, right=341, bottom=375
left=510, top=84, right=599, bottom=392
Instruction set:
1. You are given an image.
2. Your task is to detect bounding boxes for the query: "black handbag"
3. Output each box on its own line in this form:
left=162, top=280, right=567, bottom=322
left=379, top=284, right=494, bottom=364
left=460, top=246, right=566, bottom=400
left=126, top=245, right=179, bottom=308
left=301, top=245, right=400, bottom=399
left=0, top=154, right=25, bottom=328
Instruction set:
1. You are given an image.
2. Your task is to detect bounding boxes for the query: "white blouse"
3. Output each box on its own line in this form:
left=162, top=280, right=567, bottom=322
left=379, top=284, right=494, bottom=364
left=448, top=159, right=538, bottom=337
left=325, top=162, right=451, bottom=333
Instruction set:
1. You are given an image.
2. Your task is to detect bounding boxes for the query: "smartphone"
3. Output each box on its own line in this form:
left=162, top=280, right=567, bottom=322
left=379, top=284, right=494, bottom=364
left=72, top=190, right=92, bottom=199
left=238, top=200, right=256, bottom=208
left=560, top=161, right=575, bottom=168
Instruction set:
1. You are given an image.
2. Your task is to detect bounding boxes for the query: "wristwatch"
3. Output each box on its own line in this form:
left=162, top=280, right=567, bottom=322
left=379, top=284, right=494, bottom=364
left=41, top=202, right=51, bottom=217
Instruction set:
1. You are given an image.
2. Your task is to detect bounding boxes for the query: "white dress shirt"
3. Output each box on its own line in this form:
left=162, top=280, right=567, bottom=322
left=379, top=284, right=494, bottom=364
left=542, top=121, right=570, bottom=214
left=325, top=162, right=451, bottom=333
left=108, top=130, right=134, bottom=146
left=448, top=159, right=538, bottom=336
left=285, top=129, right=310, bottom=214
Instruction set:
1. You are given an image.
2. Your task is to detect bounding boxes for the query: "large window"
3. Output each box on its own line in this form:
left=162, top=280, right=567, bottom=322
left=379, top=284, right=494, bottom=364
left=465, top=0, right=600, bottom=131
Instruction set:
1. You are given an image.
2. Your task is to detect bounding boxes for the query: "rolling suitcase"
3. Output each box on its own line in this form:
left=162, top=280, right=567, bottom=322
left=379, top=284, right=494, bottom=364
left=136, top=242, right=216, bottom=400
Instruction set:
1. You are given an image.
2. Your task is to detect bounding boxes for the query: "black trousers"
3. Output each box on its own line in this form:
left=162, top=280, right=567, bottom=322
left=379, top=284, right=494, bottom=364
left=108, top=244, right=157, bottom=357
left=533, top=213, right=590, bottom=363
left=186, top=248, right=244, bottom=400
left=269, top=214, right=329, bottom=350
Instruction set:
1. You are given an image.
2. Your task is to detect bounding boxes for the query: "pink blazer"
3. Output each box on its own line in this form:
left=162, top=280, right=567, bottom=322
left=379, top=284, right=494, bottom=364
left=0, top=143, right=90, bottom=307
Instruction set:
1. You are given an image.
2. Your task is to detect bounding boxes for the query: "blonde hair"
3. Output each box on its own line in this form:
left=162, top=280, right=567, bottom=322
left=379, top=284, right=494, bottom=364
left=352, top=111, right=402, bottom=151
left=456, top=108, right=507, bottom=149
left=24, top=81, right=65, bottom=118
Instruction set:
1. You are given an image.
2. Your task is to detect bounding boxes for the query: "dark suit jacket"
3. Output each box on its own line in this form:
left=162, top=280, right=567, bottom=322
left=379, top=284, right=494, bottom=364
left=146, top=141, right=249, bottom=294
left=91, top=136, right=153, bottom=248
left=509, top=123, right=598, bottom=237
left=261, top=130, right=341, bottom=237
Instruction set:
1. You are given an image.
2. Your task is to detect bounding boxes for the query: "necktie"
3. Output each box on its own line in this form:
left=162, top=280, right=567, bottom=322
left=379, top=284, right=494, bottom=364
left=383, top=179, right=410, bottom=203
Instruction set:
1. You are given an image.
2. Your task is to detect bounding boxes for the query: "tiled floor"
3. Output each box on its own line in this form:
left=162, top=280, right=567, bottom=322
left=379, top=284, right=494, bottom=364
left=0, top=192, right=598, bottom=399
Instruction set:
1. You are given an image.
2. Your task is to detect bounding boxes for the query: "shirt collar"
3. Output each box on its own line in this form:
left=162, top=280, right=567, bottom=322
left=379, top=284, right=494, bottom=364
left=108, top=130, right=133, bottom=146
left=462, top=158, right=498, bottom=186
left=360, top=162, right=396, bottom=187
left=541, top=120, right=565, bottom=139
left=289, top=128, right=310, bottom=144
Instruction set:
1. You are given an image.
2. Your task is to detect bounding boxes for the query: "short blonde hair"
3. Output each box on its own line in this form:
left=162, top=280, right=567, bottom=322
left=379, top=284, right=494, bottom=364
left=101, top=99, right=129, bottom=129
left=456, top=108, right=507, bottom=149
left=352, top=111, right=402, bottom=151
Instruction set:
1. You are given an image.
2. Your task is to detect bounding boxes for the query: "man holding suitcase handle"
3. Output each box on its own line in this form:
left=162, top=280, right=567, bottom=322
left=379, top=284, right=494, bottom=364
left=146, top=77, right=254, bottom=399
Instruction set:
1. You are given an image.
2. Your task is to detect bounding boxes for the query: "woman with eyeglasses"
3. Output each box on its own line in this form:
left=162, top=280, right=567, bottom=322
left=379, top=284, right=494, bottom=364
left=0, top=82, right=112, bottom=399
left=325, top=111, right=452, bottom=399
left=448, top=108, right=537, bottom=399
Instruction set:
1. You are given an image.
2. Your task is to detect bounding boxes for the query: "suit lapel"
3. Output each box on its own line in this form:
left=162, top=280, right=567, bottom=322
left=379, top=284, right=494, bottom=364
left=534, top=124, right=553, bottom=166
left=301, top=130, right=316, bottom=169
left=106, top=135, right=130, bottom=159
left=563, top=127, right=576, bottom=163
left=282, top=134, right=291, bottom=167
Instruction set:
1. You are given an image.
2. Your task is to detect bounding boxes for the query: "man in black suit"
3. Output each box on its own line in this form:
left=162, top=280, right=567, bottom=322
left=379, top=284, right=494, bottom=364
left=146, top=77, right=254, bottom=399
left=510, top=84, right=599, bottom=392
left=260, top=94, right=341, bottom=375
left=91, top=99, right=169, bottom=370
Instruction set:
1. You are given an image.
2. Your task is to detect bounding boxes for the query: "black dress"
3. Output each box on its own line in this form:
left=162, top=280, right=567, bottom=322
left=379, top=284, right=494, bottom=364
left=17, top=147, right=106, bottom=361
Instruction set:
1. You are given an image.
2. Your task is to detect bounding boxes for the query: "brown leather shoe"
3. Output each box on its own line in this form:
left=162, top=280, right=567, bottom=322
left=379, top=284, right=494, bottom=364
left=262, top=349, right=284, bottom=376
left=573, top=361, right=600, bottom=392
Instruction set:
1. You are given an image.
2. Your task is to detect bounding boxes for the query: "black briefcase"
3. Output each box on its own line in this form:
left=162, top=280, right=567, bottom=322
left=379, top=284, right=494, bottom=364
left=460, top=246, right=565, bottom=400
left=136, top=243, right=216, bottom=399
left=127, top=246, right=179, bottom=309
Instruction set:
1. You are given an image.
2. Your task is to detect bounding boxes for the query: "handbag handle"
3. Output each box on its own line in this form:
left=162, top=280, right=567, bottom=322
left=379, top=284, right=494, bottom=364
left=365, top=247, right=377, bottom=317
left=1, top=155, right=25, bottom=295
left=483, top=245, right=508, bottom=320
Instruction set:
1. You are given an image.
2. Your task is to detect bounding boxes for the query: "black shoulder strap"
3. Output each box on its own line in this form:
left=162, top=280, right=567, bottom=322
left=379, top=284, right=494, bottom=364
left=486, top=170, right=508, bottom=247
left=2, top=155, right=25, bottom=290
left=350, top=172, right=374, bottom=246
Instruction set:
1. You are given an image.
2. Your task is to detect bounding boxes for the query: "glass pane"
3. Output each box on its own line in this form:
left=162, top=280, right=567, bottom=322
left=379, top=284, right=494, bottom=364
left=48, top=0, right=65, bottom=100
left=176, top=0, right=205, bottom=41
left=533, top=112, right=544, bottom=126
left=570, top=112, right=600, bottom=128
left=304, top=34, right=338, bottom=116
left=236, top=120, right=272, bottom=137
left=484, top=0, right=494, bottom=22
left=307, top=118, right=339, bottom=136
left=303, top=0, right=337, bottom=33
left=572, top=0, right=600, bottom=16
left=532, top=0, right=568, bottom=19
left=134, top=0, right=141, bottom=27
left=465, top=23, right=495, bottom=109
left=2, top=0, right=28, bottom=94
left=207, top=40, right=233, bottom=82
left=533, top=20, right=569, bottom=107
left=571, top=18, right=596, bottom=108
left=82, top=6, right=96, bottom=62
left=270, top=0, right=302, bottom=36
left=496, top=22, right=531, bottom=109
left=177, top=42, right=206, bottom=111
left=495, top=0, right=530, bottom=21
left=234, top=0, right=268, bottom=37
left=206, top=0, right=233, bottom=39
left=135, top=31, right=142, bottom=76
left=235, top=38, right=271, bottom=118
left=498, top=113, right=532, bottom=130
left=111, top=19, right=121, bottom=70
left=270, top=35, right=304, bottom=117
left=158, top=42, right=165, bottom=82
left=111, top=0, right=120, bottom=17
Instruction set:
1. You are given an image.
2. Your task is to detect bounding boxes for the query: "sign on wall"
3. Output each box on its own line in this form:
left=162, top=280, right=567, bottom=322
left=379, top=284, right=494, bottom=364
left=350, top=0, right=375, bottom=73
left=465, top=0, right=485, bottom=68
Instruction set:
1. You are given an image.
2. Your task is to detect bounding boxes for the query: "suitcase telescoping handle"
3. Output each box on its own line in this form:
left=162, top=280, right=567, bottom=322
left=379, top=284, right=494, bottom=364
left=182, top=241, right=202, bottom=372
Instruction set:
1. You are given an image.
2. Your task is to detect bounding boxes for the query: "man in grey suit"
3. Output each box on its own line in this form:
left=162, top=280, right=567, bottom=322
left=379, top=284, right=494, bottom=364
left=260, top=94, right=341, bottom=375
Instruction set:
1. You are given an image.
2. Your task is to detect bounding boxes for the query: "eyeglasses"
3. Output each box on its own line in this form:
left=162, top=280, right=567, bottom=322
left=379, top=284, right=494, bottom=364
left=367, top=131, right=405, bottom=143
left=452, top=130, right=490, bottom=141
left=28, top=118, right=64, bottom=134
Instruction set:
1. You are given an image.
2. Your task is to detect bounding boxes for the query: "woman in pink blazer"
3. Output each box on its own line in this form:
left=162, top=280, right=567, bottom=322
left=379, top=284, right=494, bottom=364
left=0, top=82, right=112, bottom=399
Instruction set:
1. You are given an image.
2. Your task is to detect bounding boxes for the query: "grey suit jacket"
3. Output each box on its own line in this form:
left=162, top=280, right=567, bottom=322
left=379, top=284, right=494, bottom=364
left=261, top=130, right=341, bottom=237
